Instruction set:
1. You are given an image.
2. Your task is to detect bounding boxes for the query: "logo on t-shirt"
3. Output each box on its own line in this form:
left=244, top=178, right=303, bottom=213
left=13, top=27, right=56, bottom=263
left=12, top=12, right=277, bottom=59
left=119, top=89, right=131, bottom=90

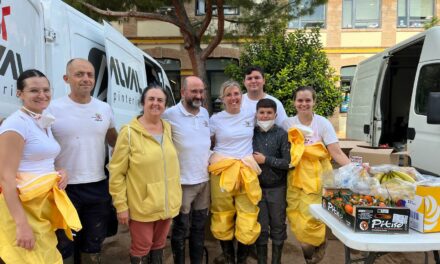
left=92, top=113, right=103, bottom=122
left=244, top=120, right=253, bottom=127
left=203, top=120, right=209, bottom=127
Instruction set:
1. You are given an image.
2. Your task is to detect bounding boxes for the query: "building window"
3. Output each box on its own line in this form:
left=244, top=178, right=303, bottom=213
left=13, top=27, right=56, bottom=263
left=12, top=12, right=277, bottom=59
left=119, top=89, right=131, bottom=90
left=288, top=1, right=326, bottom=29
left=196, top=0, right=239, bottom=16
left=342, top=0, right=381, bottom=28
left=397, top=0, right=434, bottom=28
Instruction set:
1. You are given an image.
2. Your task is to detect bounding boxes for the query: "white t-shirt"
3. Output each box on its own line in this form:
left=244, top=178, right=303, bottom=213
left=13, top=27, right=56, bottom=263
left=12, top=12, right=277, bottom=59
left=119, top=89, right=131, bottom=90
left=163, top=102, right=211, bottom=185
left=283, top=114, right=338, bottom=146
left=241, top=93, right=288, bottom=126
left=0, top=110, right=60, bottom=175
left=47, top=96, right=115, bottom=184
left=210, top=109, right=254, bottom=159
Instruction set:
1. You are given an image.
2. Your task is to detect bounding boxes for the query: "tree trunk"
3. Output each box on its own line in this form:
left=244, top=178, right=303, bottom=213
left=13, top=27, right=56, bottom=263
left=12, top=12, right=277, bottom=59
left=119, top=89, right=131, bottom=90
left=188, top=48, right=213, bottom=114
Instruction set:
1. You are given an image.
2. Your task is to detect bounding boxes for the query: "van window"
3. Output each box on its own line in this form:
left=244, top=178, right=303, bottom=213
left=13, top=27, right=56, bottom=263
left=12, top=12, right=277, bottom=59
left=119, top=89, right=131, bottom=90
left=415, top=63, right=440, bottom=115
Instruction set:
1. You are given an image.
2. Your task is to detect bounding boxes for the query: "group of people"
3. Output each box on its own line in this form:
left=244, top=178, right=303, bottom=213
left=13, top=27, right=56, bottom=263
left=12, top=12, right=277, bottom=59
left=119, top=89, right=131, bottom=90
left=0, top=60, right=350, bottom=264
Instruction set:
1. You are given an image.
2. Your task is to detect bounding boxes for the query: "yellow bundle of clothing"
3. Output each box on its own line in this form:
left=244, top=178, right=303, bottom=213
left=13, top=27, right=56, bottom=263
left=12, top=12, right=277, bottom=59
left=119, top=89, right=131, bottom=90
left=286, top=128, right=332, bottom=246
left=0, top=172, right=82, bottom=264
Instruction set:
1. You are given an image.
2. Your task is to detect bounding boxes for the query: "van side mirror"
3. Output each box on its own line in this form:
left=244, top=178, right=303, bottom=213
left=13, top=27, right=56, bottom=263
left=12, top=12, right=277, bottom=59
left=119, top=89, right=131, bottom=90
left=427, top=92, right=440, bottom=124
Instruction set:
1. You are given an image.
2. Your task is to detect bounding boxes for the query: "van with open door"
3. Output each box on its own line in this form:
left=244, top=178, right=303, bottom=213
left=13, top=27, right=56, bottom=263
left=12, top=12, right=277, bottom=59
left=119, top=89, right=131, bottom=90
left=347, top=26, right=440, bottom=175
left=0, top=0, right=174, bottom=129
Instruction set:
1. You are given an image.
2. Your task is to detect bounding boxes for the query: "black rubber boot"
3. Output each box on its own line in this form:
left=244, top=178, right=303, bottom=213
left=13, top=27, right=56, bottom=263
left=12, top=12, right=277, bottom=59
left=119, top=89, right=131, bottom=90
left=130, top=254, right=149, bottom=264
left=189, top=209, right=209, bottom=264
left=256, top=244, right=267, bottom=264
left=220, top=240, right=235, bottom=264
left=149, top=249, right=164, bottom=264
left=236, top=242, right=250, bottom=264
left=271, top=242, right=283, bottom=264
left=171, top=213, right=190, bottom=264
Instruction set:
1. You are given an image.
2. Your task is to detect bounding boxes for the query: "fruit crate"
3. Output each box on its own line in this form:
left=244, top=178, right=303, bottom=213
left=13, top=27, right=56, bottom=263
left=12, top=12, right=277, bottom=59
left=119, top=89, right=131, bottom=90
left=322, top=188, right=410, bottom=233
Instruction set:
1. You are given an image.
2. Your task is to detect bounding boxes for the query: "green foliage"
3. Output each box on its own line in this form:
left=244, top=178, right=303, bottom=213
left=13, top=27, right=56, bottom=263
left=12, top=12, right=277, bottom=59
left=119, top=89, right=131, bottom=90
left=225, top=27, right=341, bottom=117
left=424, top=16, right=440, bottom=30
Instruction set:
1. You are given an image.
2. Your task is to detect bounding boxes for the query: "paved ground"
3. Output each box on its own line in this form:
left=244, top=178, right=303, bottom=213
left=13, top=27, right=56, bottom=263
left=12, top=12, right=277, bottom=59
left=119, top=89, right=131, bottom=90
left=102, top=224, right=437, bottom=263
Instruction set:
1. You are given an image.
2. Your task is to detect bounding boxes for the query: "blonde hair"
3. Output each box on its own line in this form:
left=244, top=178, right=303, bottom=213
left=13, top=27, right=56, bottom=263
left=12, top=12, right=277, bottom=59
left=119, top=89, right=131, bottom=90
left=219, top=80, right=241, bottom=98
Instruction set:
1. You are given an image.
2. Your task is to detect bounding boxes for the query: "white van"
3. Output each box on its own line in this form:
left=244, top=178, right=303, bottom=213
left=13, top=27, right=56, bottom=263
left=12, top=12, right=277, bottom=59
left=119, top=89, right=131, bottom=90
left=347, top=26, right=440, bottom=175
left=0, top=0, right=175, bottom=129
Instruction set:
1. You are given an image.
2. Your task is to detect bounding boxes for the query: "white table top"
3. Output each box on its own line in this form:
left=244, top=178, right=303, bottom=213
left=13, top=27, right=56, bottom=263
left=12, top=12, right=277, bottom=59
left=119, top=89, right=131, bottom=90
left=310, top=204, right=440, bottom=252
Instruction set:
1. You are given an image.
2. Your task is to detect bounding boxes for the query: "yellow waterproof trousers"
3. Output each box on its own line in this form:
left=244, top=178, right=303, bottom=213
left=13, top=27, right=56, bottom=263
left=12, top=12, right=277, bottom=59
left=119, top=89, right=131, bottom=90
left=0, top=172, right=82, bottom=264
left=286, top=128, right=332, bottom=246
left=209, top=158, right=261, bottom=245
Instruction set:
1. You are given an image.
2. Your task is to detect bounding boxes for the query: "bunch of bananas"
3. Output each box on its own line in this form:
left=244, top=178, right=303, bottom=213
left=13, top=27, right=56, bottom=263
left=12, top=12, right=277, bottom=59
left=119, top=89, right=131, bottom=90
left=374, top=170, right=416, bottom=184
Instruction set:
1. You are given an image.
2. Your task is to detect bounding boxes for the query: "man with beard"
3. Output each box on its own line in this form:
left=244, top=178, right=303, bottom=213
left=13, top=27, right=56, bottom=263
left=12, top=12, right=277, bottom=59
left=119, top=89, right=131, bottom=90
left=162, top=76, right=211, bottom=264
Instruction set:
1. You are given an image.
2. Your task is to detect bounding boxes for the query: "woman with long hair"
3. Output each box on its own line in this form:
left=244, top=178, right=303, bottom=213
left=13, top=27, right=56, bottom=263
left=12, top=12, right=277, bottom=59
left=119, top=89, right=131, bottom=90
left=283, top=86, right=350, bottom=264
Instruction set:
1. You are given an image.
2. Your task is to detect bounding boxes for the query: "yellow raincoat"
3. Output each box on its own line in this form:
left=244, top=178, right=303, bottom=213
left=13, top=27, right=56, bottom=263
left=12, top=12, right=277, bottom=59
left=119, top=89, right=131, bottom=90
left=208, top=153, right=262, bottom=245
left=0, top=172, right=82, bottom=264
left=286, top=128, right=332, bottom=246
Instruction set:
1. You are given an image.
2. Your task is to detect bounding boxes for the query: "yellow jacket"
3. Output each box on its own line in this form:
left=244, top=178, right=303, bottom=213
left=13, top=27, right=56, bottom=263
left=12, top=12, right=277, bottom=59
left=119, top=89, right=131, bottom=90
left=209, top=153, right=262, bottom=205
left=288, top=128, right=332, bottom=194
left=109, top=118, right=182, bottom=222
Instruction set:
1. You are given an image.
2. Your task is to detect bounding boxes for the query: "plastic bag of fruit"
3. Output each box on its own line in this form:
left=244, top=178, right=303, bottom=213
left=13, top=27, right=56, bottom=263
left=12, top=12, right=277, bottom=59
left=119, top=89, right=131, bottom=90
left=369, top=164, right=423, bottom=184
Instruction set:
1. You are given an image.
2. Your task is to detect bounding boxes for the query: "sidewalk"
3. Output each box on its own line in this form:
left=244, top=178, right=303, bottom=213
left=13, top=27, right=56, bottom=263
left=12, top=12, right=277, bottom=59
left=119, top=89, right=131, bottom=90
left=101, top=224, right=436, bottom=263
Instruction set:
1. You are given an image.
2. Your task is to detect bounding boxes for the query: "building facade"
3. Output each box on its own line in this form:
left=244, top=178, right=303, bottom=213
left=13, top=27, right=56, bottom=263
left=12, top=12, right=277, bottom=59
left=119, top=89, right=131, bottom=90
left=113, top=0, right=440, bottom=110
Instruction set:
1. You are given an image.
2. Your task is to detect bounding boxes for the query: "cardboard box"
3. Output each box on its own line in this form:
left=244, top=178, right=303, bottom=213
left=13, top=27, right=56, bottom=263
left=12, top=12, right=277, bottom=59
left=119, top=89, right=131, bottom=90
left=406, top=185, right=440, bottom=233
left=349, top=145, right=408, bottom=166
left=322, top=189, right=410, bottom=233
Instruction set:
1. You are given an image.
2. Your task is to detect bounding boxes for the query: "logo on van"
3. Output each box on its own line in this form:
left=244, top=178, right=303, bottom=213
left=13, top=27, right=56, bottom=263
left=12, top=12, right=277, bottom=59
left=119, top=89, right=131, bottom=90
left=1, top=5, right=11, bottom=41
left=109, top=56, right=141, bottom=93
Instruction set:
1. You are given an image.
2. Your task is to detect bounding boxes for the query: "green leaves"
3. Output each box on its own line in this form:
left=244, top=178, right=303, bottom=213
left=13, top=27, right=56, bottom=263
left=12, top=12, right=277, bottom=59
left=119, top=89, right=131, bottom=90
left=225, top=27, right=341, bottom=117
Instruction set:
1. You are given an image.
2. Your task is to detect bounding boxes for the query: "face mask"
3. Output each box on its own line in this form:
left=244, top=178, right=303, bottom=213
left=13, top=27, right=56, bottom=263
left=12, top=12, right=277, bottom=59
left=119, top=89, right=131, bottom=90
left=257, top=120, right=275, bottom=132
left=22, top=107, right=55, bottom=129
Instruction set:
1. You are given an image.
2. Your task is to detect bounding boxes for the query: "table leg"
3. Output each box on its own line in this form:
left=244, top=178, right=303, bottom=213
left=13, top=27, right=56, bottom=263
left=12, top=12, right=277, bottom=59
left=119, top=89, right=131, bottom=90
left=434, top=250, right=440, bottom=264
left=344, top=246, right=379, bottom=264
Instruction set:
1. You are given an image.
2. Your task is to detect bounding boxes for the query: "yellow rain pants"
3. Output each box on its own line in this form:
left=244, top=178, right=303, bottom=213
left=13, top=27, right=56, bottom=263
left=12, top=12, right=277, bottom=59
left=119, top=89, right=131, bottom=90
left=208, top=154, right=262, bottom=245
left=286, top=128, right=332, bottom=246
left=0, top=172, right=82, bottom=264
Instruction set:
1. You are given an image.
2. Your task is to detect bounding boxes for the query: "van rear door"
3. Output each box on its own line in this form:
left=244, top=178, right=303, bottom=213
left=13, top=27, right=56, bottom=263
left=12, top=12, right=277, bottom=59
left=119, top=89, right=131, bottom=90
left=347, top=54, right=387, bottom=144
left=103, top=21, right=146, bottom=130
left=0, top=0, right=45, bottom=118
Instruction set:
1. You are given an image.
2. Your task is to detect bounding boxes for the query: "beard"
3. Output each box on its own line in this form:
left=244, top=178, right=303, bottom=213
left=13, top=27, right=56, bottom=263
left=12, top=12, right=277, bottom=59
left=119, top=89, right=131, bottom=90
left=189, top=99, right=202, bottom=108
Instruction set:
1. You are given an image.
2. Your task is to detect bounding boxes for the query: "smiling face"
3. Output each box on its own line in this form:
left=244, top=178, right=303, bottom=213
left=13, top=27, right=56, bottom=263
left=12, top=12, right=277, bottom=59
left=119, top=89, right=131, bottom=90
left=244, top=70, right=265, bottom=95
left=143, top=88, right=167, bottom=118
left=294, top=90, right=315, bottom=115
left=182, top=76, right=205, bottom=110
left=222, top=85, right=242, bottom=114
left=17, top=77, right=51, bottom=114
left=64, top=59, right=95, bottom=98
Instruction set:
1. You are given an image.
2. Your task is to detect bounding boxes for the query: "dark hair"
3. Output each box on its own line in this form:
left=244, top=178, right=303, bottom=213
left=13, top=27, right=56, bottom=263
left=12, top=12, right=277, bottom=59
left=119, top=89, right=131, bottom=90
left=17, top=69, right=49, bottom=91
left=256, top=98, right=277, bottom=113
left=140, top=85, right=168, bottom=106
left=294, top=86, right=317, bottom=101
left=244, top=66, right=264, bottom=77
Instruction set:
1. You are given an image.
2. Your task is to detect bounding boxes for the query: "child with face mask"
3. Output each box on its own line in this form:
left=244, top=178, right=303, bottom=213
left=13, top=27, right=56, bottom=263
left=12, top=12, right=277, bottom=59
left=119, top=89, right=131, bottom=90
left=252, top=98, right=291, bottom=264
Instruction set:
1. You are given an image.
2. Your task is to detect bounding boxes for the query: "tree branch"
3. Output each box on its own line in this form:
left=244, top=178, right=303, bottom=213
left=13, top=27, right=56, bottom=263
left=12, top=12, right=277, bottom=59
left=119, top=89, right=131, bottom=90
left=197, top=0, right=213, bottom=40
left=78, top=1, right=182, bottom=30
left=201, top=0, right=224, bottom=60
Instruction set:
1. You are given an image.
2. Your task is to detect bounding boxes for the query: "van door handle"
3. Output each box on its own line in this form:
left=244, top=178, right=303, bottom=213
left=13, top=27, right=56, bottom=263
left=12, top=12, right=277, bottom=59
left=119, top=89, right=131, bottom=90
left=407, top=127, right=416, bottom=140
left=363, top=125, right=370, bottom=134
